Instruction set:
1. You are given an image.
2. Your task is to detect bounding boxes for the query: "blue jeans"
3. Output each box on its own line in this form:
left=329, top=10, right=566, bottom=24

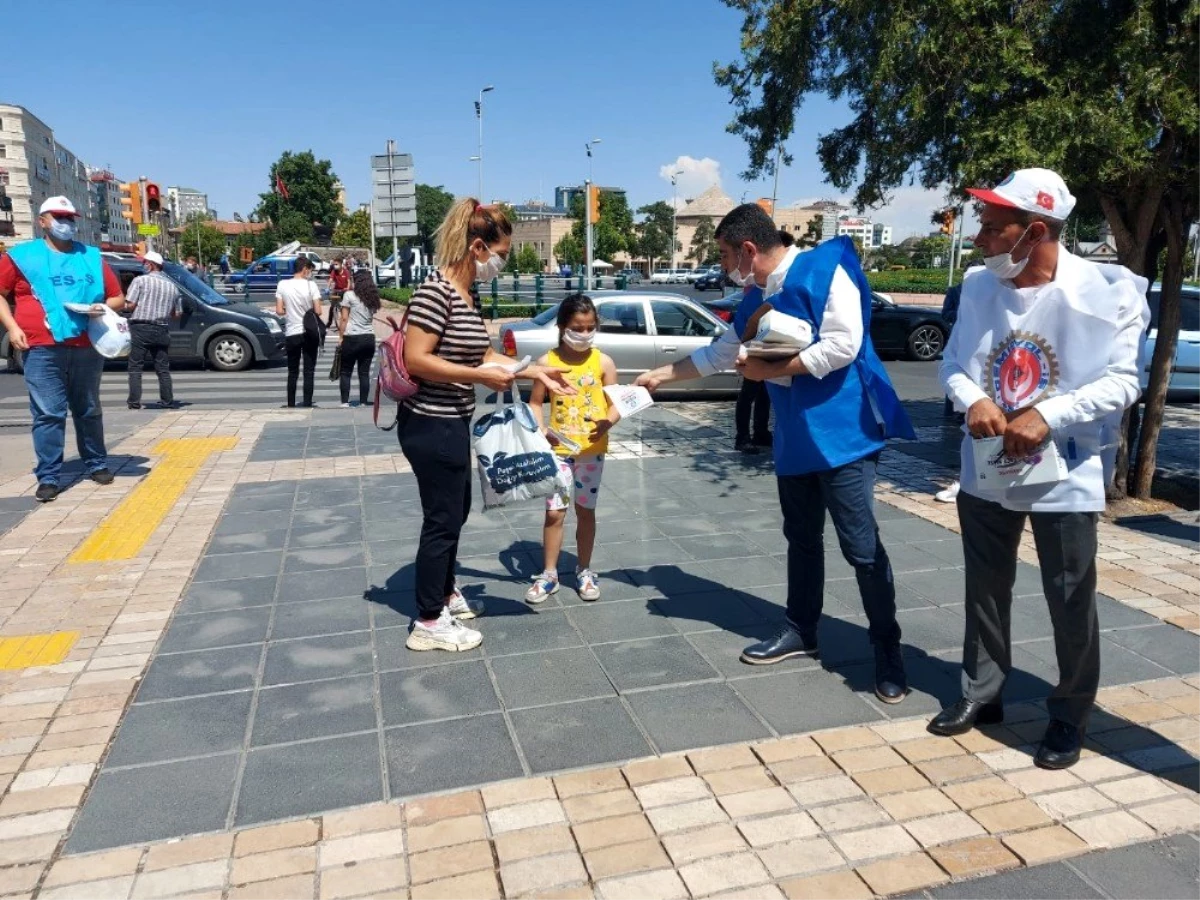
left=777, top=454, right=901, bottom=646
left=23, top=344, right=108, bottom=485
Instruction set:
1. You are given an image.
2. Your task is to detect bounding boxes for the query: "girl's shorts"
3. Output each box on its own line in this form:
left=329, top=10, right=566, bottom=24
left=548, top=454, right=605, bottom=511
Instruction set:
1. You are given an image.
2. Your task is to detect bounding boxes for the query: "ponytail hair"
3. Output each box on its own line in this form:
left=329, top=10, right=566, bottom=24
left=435, top=198, right=512, bottom=269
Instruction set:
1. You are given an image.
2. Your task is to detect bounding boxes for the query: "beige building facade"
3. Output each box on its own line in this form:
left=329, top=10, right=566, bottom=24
left=511, top=215, right=576, bottom=271
left=0, top=104, right=101, bottom=245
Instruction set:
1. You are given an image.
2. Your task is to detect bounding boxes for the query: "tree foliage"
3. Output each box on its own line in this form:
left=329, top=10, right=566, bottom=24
left=799, top=216, right=822, bottom=248
left=415, top=184, right=456, bottom=260
left=255, top=151, right=340, bottom=239
left=567, top=191, right=636, bottom=262
left=332, top=208, right=371, bottom=249
left=636, top=201, right=676, bottom=269
left=715, top=0, right=1198, bottom=498
left=506, top=243, right=544, bottom=274
left=689, top=217, right=719, bottom=264
left=174, top=221, right=226, bottom=267
left=554, top=232, right=583, bottom=267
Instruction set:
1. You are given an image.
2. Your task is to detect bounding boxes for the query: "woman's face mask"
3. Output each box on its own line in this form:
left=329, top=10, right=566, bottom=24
left=475, top=245, right=506, bottom=280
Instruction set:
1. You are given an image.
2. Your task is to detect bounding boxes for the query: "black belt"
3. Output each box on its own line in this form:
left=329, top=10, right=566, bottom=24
left=131, top=319, right=169, bottom=326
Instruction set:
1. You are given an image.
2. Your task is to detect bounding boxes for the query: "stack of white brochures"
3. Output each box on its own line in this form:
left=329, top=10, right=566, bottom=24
left=742, top=310, right=813, bottom=385
left=971, top=436, right=1068, bottom=490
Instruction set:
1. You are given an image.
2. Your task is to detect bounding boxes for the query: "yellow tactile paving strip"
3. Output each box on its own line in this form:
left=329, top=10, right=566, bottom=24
left=0, top=631, right=78, bottom=670
left=67, top=436, right=239, bottom=564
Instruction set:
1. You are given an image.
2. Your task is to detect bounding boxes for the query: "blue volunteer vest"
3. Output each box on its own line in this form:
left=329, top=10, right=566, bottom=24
left=6, top=239, right=103, bottom=343
left=736, top=237, right=914, bottom=476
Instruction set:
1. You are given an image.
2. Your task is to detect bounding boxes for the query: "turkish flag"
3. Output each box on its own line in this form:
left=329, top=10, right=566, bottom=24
left=275, top=174, right=290, bottom=200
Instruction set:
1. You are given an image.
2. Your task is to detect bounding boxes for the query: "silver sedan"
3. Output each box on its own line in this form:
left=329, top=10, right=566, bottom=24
left=495, top=292, right=741, bottom=394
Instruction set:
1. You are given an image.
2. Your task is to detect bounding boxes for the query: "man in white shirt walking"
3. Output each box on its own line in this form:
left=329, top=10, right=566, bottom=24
left=928, top=169, right=1150, bottom=770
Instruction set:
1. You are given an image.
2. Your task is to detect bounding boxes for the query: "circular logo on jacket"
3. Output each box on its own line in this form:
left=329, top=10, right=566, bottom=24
left=985, top=331, right=1059, bottom=412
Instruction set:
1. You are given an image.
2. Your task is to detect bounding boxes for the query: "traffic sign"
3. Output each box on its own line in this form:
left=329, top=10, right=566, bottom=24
left=371, top=140, right=418, bottom=240
left=137, top=224, right=160, bottom=236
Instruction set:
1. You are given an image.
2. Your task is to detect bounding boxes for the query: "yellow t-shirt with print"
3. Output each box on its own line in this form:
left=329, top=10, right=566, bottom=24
left=547, top=347, right=608, bottom=457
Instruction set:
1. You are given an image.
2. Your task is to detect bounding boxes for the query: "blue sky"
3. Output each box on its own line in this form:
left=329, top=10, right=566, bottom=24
left=8, top=0, right=949, bottom=240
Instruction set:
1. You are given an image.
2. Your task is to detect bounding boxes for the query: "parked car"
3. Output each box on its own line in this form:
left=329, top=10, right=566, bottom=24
left=649, top=269, right=673, bottom=284
left=1141, top=284, right=1200, bottom=398
left=3, top=259, right=287, bottom=374
left=496, top=292, right=739, bottom=394
left=616, top=268, right=643, bottom=284
left=699, top=291, right=948, bottom=361
left=694, top=268, right=730, bottom=292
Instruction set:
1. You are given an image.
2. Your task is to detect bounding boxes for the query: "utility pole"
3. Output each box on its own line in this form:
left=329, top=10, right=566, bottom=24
left=770, top=145, right=782, bottom=215
left=475, top=85, right=494, bottom=201
left=585, top=179, right=593, bottom=287
left=670, top=170, right=682, bottom=269
left=139, top=176, right=152, bottom=252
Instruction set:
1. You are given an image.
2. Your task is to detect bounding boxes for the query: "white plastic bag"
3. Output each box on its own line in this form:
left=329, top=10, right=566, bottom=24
left=472, top=395, right=562, bottom=509
left=88, top=307, right=131, bottom=359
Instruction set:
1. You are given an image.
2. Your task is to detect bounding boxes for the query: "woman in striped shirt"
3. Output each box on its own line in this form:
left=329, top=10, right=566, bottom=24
left=400, top=199, right=572, bottom=653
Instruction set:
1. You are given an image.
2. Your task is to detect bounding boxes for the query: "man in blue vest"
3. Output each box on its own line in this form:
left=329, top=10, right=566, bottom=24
left=636, top=203, right=915, bottom=704
left=0, top=197, right=126, bottom=502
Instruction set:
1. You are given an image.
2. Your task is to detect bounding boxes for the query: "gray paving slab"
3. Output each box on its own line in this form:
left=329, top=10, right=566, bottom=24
left=71, top=452, right=1200, bottom=852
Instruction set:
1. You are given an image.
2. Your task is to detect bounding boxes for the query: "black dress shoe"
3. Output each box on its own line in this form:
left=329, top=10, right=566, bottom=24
left=741, top=627, right=818, bottom=665
left=751, top=431, right=773, bottom=447
left=874, top=643, right=908, bottom=704
left=127, top=402, right=141, bottom=409
left=35, top=482, right=59, bottom=503
left=927, top=697, right=1005, bottom=736
left=734, top=436, right=760, bottom=454
left=89, top=468, right=115, bottom=485
left=1035, top=720, right=1083, bottom=770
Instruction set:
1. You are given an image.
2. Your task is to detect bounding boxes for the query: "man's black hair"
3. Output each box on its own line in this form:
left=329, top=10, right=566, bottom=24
left=715, top=203, right=782, bottom=251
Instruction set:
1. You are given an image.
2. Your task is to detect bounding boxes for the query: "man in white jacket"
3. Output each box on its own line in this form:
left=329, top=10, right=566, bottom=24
left=928, top=168, right=1149, bottom=770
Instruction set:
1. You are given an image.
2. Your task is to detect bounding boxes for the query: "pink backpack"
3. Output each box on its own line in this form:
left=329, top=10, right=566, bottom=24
left=373, top=311, right=419, bottom=430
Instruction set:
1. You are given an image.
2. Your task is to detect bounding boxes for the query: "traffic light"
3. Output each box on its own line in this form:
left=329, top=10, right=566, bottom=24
left=587, top=184, right=601, bottom=224
left=145, top=182, right=161, bottom=215
left=940, top=210, right=955, bottom=235
left=120, top=182, right=143, bottom=224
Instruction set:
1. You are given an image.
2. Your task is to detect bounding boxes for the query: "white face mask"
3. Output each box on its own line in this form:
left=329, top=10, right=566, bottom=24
left=983, top=225, right=1035, bottom=280
left=47, top=218, right=77, bottom=242
left=726, top=249, right=750, bottom=287
left=561, top=329, right=595, bottom=351
left=475, top=247, right=505, bottom=281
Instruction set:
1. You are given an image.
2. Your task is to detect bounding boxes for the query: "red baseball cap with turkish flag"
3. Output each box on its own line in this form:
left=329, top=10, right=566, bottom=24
left=966, top=168, right=1076, bottom=220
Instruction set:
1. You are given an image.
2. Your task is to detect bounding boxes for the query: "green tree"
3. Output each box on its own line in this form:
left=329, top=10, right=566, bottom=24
left=254, top=151, right=340, bottom=240
left=332, top=208, right=371, bottom=249
left=174, top=221, right=226, bottom=268
left=414, top=184, right=456, bottom=260
left=689, top=217, right=719, bottom=264
left=636, top=201, right=675, bottom=270
left=799, top=216, right=823, bottom=248
left=554, top=233, right=583, bottom=267
left=910, top=236, right=951, bottom=269
left=506, top=243, right=543, bottom=274
left=566, top=191, right=636, bottom=263
left=714, top=0, right=1198, bottom=498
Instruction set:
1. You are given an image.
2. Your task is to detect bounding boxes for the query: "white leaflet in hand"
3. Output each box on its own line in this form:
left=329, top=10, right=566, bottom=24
left=603, top=384, right=654, bottom=417
left=478, top=355, right=531, bottom=375
left=64, top=302, right=107, bottom=318
left=971, top=436, right=1068, bottom=490
left=546, top=428, right=582, bottom=454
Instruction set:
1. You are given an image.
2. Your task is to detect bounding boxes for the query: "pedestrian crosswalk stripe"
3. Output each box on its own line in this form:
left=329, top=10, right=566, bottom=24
left=69, top=436, right=239, bottom=563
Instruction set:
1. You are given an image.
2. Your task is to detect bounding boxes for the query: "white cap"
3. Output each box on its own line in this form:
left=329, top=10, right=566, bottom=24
left=39, top=196, right=80, bottom=218
left=142, top=251, right=164, bottom=266
left=967, top=168, right=1076, bottom=220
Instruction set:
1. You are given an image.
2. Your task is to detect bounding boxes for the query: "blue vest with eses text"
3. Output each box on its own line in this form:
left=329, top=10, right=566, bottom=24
left=7, top=239, right=103, bottom=343
left=739, top=237, right=914, bottom=477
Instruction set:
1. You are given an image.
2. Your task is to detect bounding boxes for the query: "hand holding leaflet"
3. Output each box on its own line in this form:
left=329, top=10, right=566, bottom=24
left=603, top=384, right=654, bottom=418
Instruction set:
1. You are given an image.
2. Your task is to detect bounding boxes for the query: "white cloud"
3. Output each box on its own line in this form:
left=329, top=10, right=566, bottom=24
left=660, top=157, right=722, bottom=207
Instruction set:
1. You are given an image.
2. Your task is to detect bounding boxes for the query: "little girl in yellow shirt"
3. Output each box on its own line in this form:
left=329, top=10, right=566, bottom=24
left=527, top=294, right=621, bottom=602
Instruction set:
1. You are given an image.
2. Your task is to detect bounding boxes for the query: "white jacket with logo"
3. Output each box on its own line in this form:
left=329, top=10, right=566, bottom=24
left=940, top=251, right=1150, bottom=513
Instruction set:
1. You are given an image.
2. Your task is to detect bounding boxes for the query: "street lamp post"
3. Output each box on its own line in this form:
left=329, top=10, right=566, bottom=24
left=670, top=170, right=683, bottom=269
left=475, top=85, right=494, bottom=200
left=584, top=140, right=601, bottom=284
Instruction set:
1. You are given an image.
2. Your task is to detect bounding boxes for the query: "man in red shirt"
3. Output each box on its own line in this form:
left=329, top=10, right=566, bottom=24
left=0, top=197, right=126, bottom=502
left=325, top=259, right=350, bottom=328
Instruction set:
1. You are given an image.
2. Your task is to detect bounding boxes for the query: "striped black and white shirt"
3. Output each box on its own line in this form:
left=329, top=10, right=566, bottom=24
left=126, top=272, right=182, bottom=323
left=403, top=270, right=490, bottom=418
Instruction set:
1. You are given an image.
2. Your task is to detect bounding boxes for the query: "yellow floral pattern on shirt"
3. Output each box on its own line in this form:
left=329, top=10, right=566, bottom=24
left=548, top=347, right=608, bottom=457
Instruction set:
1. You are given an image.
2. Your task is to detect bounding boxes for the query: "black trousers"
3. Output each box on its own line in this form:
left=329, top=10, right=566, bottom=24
left=736, top=379, right=770, bottom=439
left=957, top=490, right=1100, bottom=728
left=777, top=454, right=901, bottom=647
left=397, top=410, right=472, bottom=619
left=127, top=322, right=173, bottom=405
left=339, top=334, right=376, bottom=404
left=286, top=333, right=319, bottom=407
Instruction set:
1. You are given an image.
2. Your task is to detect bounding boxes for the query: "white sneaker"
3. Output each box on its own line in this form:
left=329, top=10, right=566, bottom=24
left=446, top=583, right=485, bottom=620
left=406, top=608, right=483, bottom=652
left=525, top=572, right=559, bottom=604
left=935, top=481, right=961, bottom=503
left=576, top=568, right=600, bottom=601
left=340, top=402, right=350, bottom=408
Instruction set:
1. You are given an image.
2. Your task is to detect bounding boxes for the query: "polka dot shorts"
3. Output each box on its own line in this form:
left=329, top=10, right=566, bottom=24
left=548, top=454, right=605, bottom=511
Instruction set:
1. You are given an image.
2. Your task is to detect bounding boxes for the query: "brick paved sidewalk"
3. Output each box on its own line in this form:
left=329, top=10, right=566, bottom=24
left=0, top=404, right=1196, bottom=899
